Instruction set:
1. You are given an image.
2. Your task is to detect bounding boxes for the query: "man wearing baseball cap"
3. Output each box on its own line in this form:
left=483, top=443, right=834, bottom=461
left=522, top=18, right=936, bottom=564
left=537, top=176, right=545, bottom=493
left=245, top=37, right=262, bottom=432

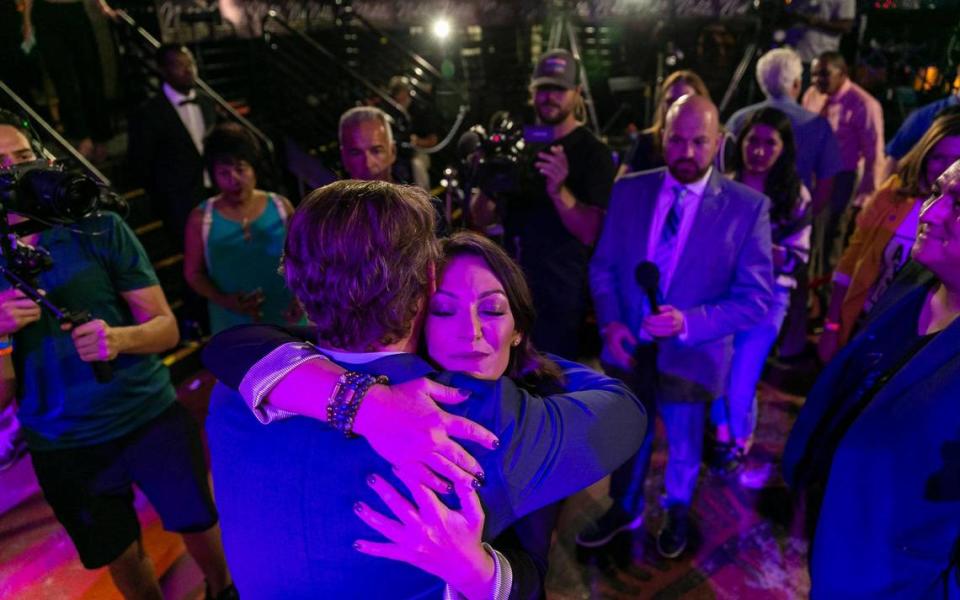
left=471, top=49, right=616, bottom=360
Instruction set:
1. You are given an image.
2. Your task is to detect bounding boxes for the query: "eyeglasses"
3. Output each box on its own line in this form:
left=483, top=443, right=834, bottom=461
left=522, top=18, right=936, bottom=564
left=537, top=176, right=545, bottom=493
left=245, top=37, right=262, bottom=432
left=921, top=191, right=960, bottom=221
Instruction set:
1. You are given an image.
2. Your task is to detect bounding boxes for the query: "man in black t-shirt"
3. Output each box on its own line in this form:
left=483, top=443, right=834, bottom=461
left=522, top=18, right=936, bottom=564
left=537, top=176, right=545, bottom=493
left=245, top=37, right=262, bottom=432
left=471, top=49, right=616, bottom=359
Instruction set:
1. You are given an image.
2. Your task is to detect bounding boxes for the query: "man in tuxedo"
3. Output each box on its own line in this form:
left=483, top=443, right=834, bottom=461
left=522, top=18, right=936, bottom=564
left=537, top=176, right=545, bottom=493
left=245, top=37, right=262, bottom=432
left=580, top=94, right=774, bottom=557
left=127, top=44, right=218, bottom=250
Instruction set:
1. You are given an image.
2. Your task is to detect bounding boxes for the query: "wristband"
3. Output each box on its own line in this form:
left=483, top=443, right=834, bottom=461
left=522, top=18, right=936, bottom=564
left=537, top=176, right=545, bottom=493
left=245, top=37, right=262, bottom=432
left=327, top=371, right=389, bottom=438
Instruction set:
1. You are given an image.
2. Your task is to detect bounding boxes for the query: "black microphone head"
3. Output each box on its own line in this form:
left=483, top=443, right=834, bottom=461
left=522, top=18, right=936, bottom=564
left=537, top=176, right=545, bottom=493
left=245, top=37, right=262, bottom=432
left=635, top=261, right=660, bottom=292
left=457, top=131, right=482, bottom=159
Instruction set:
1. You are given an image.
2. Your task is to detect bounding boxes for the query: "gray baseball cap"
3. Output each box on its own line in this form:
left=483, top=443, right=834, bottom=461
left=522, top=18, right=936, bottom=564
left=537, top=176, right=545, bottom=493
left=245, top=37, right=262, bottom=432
left=531, top=49, right=578, bottom=89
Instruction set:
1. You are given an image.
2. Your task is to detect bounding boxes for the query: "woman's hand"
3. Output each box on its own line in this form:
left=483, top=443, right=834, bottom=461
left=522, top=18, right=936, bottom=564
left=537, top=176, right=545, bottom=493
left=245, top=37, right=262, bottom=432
left=219, top=290, right=264, bottom=320
left=355, top=380, right=498, bottom=493
left=282, top=297, right=304, bottom=324
left=817, top=328, right=840, bottom=364
left=354, top=471, right=496, bottom=600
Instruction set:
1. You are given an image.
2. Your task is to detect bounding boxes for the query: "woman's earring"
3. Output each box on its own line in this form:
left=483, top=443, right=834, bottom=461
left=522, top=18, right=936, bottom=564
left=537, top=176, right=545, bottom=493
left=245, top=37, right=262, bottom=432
left=511, top=337, right=521, bottom=347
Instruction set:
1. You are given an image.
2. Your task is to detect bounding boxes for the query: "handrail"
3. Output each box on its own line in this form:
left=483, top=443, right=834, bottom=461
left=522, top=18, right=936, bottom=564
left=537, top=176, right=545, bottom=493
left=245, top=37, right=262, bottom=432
left=0, top=80, right=111, bottom=187
left=262, top=10, right=407, bottom=118
left=341, top=7, right=443, bottom=81
left=114, top=9, right=275, bottom=156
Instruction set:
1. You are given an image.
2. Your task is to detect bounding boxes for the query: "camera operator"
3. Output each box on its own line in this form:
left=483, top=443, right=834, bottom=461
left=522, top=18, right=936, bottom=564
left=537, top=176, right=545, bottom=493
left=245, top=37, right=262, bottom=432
left=0, top=120, right=235, bottom=599
left=470, top=49, right=616, bottom=359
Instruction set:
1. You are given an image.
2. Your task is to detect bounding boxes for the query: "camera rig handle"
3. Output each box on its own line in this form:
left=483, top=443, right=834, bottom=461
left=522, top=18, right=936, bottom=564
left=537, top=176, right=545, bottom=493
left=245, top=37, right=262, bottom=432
left=0, top=265, right=113, bottom=384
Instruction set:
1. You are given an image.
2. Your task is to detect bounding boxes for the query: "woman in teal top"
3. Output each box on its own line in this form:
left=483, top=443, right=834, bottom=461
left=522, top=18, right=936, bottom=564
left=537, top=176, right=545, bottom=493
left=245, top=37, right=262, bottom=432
left=184, top=124, right=304, bottom=333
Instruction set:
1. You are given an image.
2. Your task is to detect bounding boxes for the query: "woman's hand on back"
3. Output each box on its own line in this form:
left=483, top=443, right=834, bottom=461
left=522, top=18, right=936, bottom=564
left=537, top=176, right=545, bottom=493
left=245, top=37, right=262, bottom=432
left=354, top=470, right=496, bottom=600
left=355, top=379, right=499, bottom=494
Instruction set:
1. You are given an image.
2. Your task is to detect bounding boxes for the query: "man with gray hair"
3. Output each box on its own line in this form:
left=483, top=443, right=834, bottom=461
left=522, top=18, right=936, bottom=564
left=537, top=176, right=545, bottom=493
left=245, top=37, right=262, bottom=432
left=338, top=106, right=448, bottom=233
left=726, top=47, right=840, bottom=213
left=338, top=106, right=397, bottom=182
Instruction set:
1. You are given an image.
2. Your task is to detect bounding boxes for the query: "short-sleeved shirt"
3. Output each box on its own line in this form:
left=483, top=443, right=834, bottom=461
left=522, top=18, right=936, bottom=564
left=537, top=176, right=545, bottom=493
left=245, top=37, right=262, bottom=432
left=505, top=126, right=615, bottom=301
left=725, top=97, right=842, bottom=190
left=786, top=0, right=856, bottom=63
left=885, top=94, right=960, bottom=160
left=5, top=212, right=176, bottom=450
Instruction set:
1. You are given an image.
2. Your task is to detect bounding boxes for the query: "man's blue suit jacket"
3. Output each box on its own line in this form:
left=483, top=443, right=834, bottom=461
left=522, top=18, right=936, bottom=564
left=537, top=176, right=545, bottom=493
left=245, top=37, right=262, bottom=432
left=784, top=263, right=960, bottom=599
left=589, top=167, right=774, bottom=399
left=204, top=327, right=647, bottom=598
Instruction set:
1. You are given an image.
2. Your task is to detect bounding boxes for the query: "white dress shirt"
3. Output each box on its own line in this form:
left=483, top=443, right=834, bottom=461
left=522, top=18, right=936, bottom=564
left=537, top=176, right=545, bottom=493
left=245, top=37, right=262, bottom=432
left=646, top=167, right=712, bottom=295
left=163, top=83, right=206, bottom=154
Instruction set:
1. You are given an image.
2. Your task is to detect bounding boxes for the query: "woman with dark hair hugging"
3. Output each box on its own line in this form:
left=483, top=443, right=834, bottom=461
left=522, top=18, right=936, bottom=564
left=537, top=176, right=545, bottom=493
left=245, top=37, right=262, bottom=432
left=709, top=107, right=812, bottom=481
left=354, top=231, right=568, bottom=597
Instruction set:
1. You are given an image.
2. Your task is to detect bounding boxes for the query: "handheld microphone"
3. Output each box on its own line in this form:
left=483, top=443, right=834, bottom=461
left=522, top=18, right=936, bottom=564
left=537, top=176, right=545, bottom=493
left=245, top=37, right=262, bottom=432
left=635, top=261, right=661, bottom=314
left=457, top=130, right=482, bottom=160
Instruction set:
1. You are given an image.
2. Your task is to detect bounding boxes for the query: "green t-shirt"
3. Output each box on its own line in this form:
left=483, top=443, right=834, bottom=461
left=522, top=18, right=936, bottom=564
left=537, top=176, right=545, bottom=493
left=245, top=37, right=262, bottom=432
left=4, top=212, right=176, bottom=450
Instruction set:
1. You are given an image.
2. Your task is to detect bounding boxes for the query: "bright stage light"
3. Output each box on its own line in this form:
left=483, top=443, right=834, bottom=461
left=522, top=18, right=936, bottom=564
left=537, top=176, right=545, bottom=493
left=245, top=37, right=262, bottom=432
left=432, top=18, right=451, bottom=40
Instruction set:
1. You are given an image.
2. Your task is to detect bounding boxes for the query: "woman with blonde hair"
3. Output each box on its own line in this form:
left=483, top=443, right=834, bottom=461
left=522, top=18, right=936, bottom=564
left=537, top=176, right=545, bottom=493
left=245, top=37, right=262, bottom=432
left=618, top=70, right=711, bottom=177
left=818, top=110, right=960, bottom=362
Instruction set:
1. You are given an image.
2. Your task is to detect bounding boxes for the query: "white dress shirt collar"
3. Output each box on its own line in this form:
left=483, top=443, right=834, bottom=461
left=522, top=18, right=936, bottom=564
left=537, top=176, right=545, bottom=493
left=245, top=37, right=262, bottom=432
left=163, top=82, right=197, bottom=106
left=318, top=346, right=405, bottom=365
left=663, top=166, right=712, bottom=199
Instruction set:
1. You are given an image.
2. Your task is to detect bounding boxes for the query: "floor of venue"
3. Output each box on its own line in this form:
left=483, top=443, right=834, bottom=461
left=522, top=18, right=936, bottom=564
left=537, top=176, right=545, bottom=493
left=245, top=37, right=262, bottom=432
left=0, top=366, right=811, bottom=600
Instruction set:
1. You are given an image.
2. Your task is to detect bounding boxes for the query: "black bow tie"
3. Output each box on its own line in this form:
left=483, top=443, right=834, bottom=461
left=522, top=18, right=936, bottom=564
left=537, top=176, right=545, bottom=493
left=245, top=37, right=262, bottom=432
left=178, top=97, right=199, bottom=106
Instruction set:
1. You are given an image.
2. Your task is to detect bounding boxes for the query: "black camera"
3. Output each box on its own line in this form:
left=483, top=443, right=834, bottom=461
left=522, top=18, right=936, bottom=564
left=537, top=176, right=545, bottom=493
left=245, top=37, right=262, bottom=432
left=0, top=160, right=102, bottom=225
left=458, top=113, right=525, bottom=198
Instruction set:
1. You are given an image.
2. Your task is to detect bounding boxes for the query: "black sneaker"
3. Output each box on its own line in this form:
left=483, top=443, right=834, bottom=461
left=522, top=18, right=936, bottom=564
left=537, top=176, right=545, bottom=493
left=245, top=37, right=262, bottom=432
left=656, top=504, right=690, bottom=559
left=708, top=441, right=745, bottom=476
left=575, top=504, right=644, bottom=548
left=205, top=582, right=239, bottom=600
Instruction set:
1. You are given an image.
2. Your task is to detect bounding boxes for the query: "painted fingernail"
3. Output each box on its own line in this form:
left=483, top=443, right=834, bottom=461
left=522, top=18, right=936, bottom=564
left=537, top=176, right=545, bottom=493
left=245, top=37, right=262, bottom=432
left=353, top=541, right=362, bottom=550
left=472, top=478, right=483, bottom=489
left=474, top=471, right=486, bottom=484
left=366, top=474, right=377, bottom=486
left=446, top=482, right=454, bottom=493
left=353, top=502, right=364, bottom=514
left=458, top=388, right=471, bottom=398
left=491, top=438, right=500, bottom=449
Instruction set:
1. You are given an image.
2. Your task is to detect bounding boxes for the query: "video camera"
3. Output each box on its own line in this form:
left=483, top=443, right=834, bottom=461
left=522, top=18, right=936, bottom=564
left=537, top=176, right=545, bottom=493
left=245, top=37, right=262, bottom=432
left=457, top=112, right=526, bottom=198
left=0, top=160, right=102, bottom=227
left=0, top=160, right=121, bottom=382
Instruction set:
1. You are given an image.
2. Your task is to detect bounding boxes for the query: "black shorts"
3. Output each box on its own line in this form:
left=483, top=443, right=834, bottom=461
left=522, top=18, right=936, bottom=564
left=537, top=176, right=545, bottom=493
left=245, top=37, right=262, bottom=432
left=29, top=402, right=218, bottom=569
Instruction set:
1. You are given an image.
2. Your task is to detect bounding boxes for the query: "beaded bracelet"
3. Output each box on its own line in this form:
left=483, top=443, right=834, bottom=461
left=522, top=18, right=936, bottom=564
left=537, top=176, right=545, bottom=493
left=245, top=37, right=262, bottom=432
left=326, top=371, right=389, bottom=438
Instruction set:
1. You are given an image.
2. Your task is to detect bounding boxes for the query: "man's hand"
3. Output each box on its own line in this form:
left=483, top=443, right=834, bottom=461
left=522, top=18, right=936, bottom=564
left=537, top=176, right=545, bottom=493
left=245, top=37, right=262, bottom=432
left=642, top=305, right=685, bottom=338
left=67, top=319, right=122, bottom=362
left=772, top=244, right=788, bottom=269
left=602, top=321, right=637, bottom=370
left=0, top=290, right=41, bottom=336
left=535, top=145, right=569, bottom=199
left=354, top=378, right=500, bottom=493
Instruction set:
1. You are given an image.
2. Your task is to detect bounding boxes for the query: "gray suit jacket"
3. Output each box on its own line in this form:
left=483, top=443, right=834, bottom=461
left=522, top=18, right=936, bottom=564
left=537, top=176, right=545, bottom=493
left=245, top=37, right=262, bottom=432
left=589, top=167, right=774, bottom=399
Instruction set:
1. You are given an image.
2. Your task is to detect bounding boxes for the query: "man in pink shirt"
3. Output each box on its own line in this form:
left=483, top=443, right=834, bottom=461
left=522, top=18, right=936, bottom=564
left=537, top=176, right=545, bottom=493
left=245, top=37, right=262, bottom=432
left=802, top=51, right=884, bottom=280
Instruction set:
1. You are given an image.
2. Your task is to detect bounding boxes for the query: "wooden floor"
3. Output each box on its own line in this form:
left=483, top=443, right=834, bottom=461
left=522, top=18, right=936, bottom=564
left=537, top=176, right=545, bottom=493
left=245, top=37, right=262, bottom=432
left=0, top=371, right=812, bottom=599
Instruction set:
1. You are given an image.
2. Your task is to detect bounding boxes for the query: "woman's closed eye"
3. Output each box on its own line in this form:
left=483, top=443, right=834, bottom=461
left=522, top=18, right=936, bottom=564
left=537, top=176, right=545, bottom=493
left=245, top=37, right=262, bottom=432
left=478, top=296, right=508, bottom=315
left=428, top=302, right=456, bottom=317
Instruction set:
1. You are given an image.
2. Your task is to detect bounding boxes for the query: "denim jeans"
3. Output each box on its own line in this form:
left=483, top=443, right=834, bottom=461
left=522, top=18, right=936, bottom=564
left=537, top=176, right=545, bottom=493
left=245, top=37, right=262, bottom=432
left=710, top=286, right=792, bottom=441
left=606, top=360, right=709, bottom=513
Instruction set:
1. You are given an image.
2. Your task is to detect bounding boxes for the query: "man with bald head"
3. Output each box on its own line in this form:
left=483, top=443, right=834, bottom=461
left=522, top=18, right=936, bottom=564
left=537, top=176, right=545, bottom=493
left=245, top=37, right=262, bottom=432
left=582, top=95, right=774, bottom=557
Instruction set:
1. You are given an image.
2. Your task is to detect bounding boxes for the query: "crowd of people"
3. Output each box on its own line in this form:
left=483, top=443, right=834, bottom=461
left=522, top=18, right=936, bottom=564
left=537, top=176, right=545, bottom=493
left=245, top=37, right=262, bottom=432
left=0, top=10, right=959, bottom=598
